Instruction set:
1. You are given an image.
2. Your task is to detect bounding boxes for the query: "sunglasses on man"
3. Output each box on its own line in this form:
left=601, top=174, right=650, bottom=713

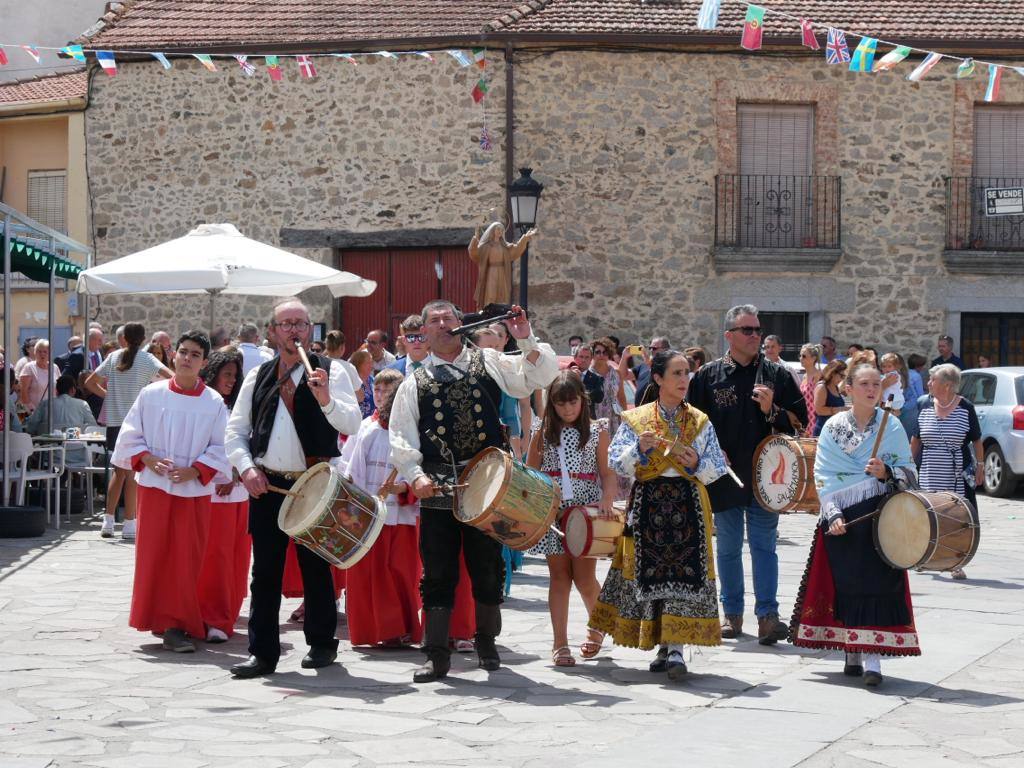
left=728, top=326, right=763, bottom=337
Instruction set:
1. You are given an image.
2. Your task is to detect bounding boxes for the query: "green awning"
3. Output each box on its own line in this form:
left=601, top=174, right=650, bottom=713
left=5, top=237, right=83, bottom=283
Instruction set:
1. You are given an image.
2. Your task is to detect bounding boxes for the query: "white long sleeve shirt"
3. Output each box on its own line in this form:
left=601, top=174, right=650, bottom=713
left=388, top=337, right=558, bottom=483
left=338, top=415, right=418, bottom=526
left=226, top=358, right=361, bottom=475
left=111, top=379, right=231, bottom=497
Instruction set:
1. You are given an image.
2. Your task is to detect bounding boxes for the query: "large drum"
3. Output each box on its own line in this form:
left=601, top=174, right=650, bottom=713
left=458, top=448, right=560, bottom=551
left=563, top=502, right=626, bottom=559
left=278, top=463, right=386, bottom=569
left=753, top=435, right=819, bottom=514
left=874, top=490, right=980, bottom=572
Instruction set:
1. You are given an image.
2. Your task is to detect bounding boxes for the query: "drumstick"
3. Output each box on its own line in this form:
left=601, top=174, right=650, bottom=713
left=724, top=465, right=745, bottom=489
left=655, top=436, right=744, bottom=487
left=295, top=342, right=315, bottom=377
left=377, top=468, right=399, bottom=500
left=869, top=394, right=896, bottom=461
left=267, top=485, right=297, bottom=497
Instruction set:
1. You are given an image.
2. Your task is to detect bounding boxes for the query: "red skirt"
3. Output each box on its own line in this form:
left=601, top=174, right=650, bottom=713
left=346, top=525, right=423, bottom=646
left=282, top=539, right=346, bottom=599
left=449, top=551, right=476, bottom=639
left=130, top=487, right=211, bottom=640
left=196, top=501, right=251, bottom=637
left=790, top=528, right=921, bottom=657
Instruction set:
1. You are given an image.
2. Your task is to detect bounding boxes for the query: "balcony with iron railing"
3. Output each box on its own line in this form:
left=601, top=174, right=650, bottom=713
left=944, top=176, right=1024, bottom=274
left=713, top=175, right=843, bottom=272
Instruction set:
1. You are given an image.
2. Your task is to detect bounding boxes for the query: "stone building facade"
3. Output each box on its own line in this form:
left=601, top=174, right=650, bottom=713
left=81, top=6, right=1024, bottom=364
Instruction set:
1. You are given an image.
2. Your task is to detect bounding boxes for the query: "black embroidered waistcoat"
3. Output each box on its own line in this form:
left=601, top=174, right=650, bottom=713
left=415, top=348, right=504, bottom=510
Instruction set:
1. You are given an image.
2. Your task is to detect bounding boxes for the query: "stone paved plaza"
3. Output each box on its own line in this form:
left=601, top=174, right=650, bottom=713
left=2, top=494, right=1023, bottom=768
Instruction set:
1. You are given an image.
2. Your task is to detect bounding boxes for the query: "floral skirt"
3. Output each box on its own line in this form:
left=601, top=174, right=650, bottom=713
left=589, top=533, right=720, bottom=650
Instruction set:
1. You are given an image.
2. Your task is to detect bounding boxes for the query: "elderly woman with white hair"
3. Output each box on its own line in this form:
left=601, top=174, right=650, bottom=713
left=18, top=339, right=59, bottom=415
left=911, top=363, right=984, bottom=580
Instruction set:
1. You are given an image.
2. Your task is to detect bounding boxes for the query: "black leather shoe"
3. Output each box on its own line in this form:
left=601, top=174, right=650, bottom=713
left=301, top=647, right=338, bottom=669
left=864, top=671, right=883, bottom=687
left=231, top=655, right=276, bottom=679
left=843, top=653, right=863, bottom=677
left=649, top=646, right=669, bottom=673
left=413, top=653, right=451, bottom=683
left=666, top=652, right=688, bottom=681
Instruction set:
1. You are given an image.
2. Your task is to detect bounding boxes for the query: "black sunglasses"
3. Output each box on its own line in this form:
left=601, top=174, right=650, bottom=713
left=728, top=326, right=763, bottom=337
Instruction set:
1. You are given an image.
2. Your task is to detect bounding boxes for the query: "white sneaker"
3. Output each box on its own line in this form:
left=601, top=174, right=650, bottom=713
left=100, top=516, right=115, bottom=538
left=122, top=519, right=137, bottom=541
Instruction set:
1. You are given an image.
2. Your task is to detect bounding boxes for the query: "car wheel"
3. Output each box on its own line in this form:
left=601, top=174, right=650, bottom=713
left=984, top=444, right=1018, bottom=497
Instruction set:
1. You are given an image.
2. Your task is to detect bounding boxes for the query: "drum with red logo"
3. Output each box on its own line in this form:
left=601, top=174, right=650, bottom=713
left=752, top=435, right=819, bottom=514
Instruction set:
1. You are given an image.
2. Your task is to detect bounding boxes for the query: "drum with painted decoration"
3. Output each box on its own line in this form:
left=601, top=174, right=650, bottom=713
left=753, top=435, right=819, bottom=514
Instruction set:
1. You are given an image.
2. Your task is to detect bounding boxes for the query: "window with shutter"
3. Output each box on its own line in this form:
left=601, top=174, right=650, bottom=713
left=27, top=170, right=67, bottom=234
left=970, top=108, right=1024, bottom=248
left=736, top=105, right=815, bottom=248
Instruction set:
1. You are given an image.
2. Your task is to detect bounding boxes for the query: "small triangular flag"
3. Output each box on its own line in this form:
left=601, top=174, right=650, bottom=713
left=193, top=54, right=217, bottom=72
left=0, top=47, right=8, bottom=66
left=296, top=55, right=317, bottom=78
left=234, top=55, right=256, bottom=76
left=331, top=53, right=358, bottom=65
left=446, top=50, right=472, bottom=67
left=414, top=51, right=435, bottom=62
left=472, top=48, right=486, bottom=68
left=957, top=58, right=976, bottom=79
left=152, top=53, right=172, bottom=70
left=472, top=78, right=488, bottom=103
left=266, top=55, right=283, bottom=81
left=61, top=45, right=86, bottom=63
left=376, top=51, right=398, bottom=60
left=21, top=45, right=41, bottom=63
left=96, top=51, right=117, bottom=75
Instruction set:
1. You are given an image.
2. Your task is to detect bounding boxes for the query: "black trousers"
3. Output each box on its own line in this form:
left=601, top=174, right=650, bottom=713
left=248, top=476, right=338, bottom=665
left=419, top=507, right=504, bottom=610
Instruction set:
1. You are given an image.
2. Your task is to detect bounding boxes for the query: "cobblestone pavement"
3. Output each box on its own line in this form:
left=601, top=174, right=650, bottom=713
left=2, top=493, right=1023, bottom=768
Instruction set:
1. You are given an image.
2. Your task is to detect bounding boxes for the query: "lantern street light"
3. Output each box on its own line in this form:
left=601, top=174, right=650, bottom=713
left=507, top=167, right=543, bottom=308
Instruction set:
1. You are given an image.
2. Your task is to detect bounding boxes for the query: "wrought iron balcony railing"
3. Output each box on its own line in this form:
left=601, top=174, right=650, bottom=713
left=715, top=175, right=842, bottom=250
left=946, top=176, right=1024, bottom=251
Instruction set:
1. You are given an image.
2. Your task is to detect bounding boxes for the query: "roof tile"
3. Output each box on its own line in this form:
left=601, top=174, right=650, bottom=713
left=0, top=70, right=88, bottom=106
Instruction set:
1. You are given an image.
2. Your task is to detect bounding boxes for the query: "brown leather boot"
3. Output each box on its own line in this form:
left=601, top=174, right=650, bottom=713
left=757, top=613, right=789, bottom=646
left=720, top=614, right=743, bottom=639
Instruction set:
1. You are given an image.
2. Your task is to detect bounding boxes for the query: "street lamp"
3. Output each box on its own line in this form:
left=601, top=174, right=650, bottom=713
left=507, top=167, right=543, bottom=308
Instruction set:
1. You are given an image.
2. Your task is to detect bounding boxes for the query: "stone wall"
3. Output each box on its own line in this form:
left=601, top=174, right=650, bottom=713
left=86, top=54, right=507, bottom=336
left=86, top=48, right=1024, bottom=359
left=514, top=49, right=1024, bottom=358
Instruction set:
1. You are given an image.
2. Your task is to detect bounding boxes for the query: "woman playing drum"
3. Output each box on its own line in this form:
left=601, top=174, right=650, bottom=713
left=589, top=350, right=727, bottom=680
left=790, top=362, right=920, bottom=687
left=526, top=370, right=617, bottom=668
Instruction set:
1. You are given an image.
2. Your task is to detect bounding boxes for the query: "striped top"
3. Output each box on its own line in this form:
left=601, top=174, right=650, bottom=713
left=917, top=396, right=981, bottom=495
left=94, top=348, right=164, bottom=427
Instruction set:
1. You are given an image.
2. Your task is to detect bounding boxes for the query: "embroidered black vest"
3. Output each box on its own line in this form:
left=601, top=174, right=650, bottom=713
left=250, top=352, right=340, bottom=462
left=415, top=348, right=504, bottom=509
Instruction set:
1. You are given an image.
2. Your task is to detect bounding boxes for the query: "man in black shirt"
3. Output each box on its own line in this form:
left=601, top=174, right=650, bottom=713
left=687, top=305, right=807, bottom=646
left=931, top=334, right=965, bottom=370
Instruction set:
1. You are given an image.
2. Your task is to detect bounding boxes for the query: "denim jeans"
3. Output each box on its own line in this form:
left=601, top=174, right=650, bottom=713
left=714, top=503, right=779, bottom=618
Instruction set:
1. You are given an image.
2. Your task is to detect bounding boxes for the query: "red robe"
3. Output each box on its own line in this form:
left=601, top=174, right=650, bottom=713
left=346, top=525, right=423, bottom=645
left=196, top=499, right=251, bottom=636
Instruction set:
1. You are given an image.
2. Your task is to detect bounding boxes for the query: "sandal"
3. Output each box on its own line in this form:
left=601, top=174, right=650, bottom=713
left=552, top=646, right=576, bottom=667
left=580, top=628, right=605, bottom=659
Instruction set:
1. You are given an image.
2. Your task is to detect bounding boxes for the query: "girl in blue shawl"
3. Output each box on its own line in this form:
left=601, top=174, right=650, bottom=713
left=790, top=360, right=920, bottom=688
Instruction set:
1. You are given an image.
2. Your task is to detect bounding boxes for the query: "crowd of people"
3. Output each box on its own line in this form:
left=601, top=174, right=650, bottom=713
left=0, top=301, right=988, bottom=689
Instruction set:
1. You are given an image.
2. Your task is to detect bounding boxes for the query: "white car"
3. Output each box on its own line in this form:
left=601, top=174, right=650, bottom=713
left=958, top=367, right=1024, bottom=497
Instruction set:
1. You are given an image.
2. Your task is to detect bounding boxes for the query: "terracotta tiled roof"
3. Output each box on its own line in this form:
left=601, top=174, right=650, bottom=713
left=83, top=0, right=518, bottom=48
left=81, top=0, right=1024, bottom=49
left=486, top=1, right=1024, bottom=42
left=0, top=70, right=88, bottom=106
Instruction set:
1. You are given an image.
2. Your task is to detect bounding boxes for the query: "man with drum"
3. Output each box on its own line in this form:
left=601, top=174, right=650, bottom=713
left=687, top=305, right=806, bottom=645
left=225, top=298, right=361, bottom=678
left=389, top=300, right=558, bottom=682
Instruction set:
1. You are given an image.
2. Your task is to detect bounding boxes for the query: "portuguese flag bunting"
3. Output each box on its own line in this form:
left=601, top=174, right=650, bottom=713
left=740, top=5, right=765, bottom=51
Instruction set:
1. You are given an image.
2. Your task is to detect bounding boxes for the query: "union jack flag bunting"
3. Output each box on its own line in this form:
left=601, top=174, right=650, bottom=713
left=297, top=55, right=317, bottom=78
left=234, top=55, right=256, bottom=76
left=825, top=28, right=851, bottom=65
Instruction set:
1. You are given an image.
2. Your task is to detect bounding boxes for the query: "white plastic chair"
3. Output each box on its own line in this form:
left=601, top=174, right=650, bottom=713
left=5, top=433, right=67, bottom=528
left=65, top=440, right=106, bottom=517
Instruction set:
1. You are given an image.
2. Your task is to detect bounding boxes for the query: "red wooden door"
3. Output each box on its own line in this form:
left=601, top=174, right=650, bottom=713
left=337, top=247, right=478, bottom=352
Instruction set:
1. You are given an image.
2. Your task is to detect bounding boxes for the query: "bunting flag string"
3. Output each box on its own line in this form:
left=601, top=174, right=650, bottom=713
left=699, top=1, right=1024, bottom=103
left=296, top=55, right=317, bottom=78
left=234, top=55, right=256, bottom=76
left=193, top=53, right=217, bottom=72
left=152, top=52, right=172, bottom=70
